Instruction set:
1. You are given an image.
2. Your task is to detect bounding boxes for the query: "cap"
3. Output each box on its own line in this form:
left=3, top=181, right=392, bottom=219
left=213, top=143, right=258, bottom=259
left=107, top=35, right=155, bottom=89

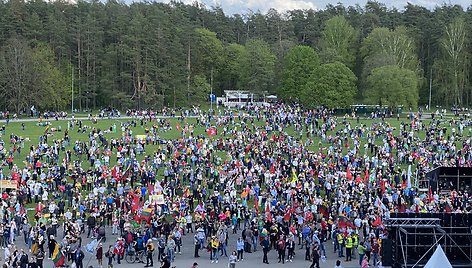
left=193, top=263, right=198, bottom=266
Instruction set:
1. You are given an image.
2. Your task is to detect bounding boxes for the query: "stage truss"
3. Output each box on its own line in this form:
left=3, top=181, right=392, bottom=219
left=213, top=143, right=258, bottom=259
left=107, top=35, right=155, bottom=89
left=386, top=217, right=472, bottom=267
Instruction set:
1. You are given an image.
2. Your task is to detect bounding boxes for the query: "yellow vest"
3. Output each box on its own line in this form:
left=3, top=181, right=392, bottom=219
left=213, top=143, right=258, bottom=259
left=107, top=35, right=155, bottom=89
left=337, top=234, right=344, bottom=244
left=353, top=235, right=358, bottom=246
left=346, top=237, right=353, bottom=248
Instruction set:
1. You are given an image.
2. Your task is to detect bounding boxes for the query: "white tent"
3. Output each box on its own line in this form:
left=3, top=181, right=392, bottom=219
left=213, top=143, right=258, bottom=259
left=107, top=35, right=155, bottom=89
left=423, top=245, right=452, bottom=268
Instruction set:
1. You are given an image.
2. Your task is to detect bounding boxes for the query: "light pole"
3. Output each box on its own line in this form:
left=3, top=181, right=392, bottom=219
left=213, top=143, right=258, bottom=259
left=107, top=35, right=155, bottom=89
left=428, top=67, right=432, bottom=111
left=71, top=66, right=74, bottom=114
left=210, top=68, right=213, bottom=111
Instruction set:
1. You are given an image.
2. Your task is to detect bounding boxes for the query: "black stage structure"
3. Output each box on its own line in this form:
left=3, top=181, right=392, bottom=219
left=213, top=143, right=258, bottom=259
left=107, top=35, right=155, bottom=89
left=424, top=166, right=472, bottom=194
left=385, top=213, right=472, bottom=267
left=384, top=167, right=472, bottom=267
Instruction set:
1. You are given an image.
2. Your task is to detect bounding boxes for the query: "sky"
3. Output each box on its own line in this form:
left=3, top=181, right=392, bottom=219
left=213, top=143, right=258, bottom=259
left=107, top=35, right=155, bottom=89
left=153, top=0, right=472, bottom=14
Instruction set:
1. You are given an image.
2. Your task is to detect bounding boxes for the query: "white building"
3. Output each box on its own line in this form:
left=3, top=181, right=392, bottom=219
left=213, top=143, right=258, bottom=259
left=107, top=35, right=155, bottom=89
left=217, top=90, right=277, bottom=108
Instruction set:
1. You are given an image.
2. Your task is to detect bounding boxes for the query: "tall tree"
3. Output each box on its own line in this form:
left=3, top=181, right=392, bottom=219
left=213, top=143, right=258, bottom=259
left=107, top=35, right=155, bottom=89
left=361, top=26, right=418, bottom=71
left=437, top=17, right=468, bottom=106
left=302, top=62, right=357, bottom=108
left=0, top=38, right=35, bottom=113
left=319, top=15, right=357, bottom=67
left=366, top=65, right=418, bottom=109
left=280, top=45, right=319, bottom=99
left=32, top=43, right=69, bottom=110
left=240, top=39, right=276, bottom=94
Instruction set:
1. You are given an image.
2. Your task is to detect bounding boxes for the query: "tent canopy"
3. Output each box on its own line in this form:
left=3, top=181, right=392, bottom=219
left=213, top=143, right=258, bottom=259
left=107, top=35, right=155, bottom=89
left=423, top=245, right=452, bottom=268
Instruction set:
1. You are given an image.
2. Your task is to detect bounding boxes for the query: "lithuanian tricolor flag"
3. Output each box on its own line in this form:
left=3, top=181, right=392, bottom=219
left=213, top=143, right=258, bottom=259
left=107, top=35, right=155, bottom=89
left=142, top=208, right=153, bottom=218
left=52, top=243, right=65, bottom=267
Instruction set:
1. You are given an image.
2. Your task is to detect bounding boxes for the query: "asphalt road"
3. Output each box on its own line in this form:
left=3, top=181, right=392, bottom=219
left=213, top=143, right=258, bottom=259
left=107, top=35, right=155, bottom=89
left=8, top=224, right=360, bottom=268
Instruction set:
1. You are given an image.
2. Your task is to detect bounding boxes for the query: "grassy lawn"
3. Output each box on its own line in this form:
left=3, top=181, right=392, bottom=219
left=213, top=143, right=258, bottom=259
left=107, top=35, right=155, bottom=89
left=1, top=112, right=467, bottom=223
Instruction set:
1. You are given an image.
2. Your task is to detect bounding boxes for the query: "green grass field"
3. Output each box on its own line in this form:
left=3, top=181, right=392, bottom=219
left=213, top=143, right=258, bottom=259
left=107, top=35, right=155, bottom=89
left=0, top=115, right=450, bottom=174
left=2, top=113, right=467, bottom=222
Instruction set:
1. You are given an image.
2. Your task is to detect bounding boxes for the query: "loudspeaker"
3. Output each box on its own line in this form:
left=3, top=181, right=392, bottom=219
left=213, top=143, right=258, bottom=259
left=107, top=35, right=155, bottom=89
left=382, top=238, right=394, bottom=266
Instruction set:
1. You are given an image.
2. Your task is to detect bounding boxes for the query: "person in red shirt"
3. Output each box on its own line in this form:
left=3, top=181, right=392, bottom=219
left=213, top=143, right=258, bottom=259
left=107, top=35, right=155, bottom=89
left=277, top=235, right=286, bottom=264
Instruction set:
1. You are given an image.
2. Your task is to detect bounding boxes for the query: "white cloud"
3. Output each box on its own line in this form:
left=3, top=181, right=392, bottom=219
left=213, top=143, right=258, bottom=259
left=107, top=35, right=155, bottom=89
left=151, top=0, right=471, bottom=14
left=218, top=0, right=316, bottom=13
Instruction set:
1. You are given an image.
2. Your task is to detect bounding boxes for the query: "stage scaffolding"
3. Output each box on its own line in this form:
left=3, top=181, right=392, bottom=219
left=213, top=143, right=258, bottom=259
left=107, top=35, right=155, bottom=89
left=386, top=217, right=472, bottom=267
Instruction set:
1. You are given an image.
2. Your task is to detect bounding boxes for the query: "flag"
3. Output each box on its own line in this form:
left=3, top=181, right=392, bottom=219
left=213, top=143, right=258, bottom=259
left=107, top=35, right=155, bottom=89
left=183, top=188, right=190, bottom=198
left=141, top=208, right=152, bottom=218
left=176, top=123, right=181, bottom=131
left=131, top=194, right=140, bottom=213
left=364, top=169, right=369, bottom=184
left=338, top=219, right=355, bottom=229
left=206, top=127, right=217, bottom=137
left=52, top=243, right=65, bottom=267
left=346, top=167, right=353, bottom=181
left=428, top=186, right=433, bottom=203
left=372, top=216, right=383, bottom=227
left=141, top=208, right=153, bottom=222
left=445, top=203, right=452, bottom=213
left=291, top=169, right=298, bottom=184
left=265, top=202, right=272, bottom=222
left=318, top=205, right=329, bottom=218
left=254, top=195, right=259, bottom=215
left=407, top=165, right=412, bottom=189
left=283, top=208, right=293, bottom=222
left=125, top=160, right=131, bottom=172
left=374, top=196, right=387, bottom=211
left=86, top=239, right=99, bottom=254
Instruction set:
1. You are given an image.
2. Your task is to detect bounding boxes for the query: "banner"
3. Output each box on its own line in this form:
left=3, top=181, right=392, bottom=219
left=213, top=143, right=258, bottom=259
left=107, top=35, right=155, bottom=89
left=0, top=180, right=17, bottom=189
left=155, top=194, right=165, bottom=205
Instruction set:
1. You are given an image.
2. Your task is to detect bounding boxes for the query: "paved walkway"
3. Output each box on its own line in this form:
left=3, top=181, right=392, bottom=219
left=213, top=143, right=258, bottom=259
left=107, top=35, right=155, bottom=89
left=8, top=225, right=364, bottom=268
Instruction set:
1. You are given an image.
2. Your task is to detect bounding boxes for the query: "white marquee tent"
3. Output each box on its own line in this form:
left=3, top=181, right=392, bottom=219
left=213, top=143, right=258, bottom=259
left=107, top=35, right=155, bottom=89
left=423, top=245, right=453, bottom=268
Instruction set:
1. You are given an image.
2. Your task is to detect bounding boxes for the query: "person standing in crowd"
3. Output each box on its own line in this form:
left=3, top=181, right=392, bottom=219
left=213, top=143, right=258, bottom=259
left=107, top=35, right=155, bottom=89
left=334, top=259, right=344, bottom=268
left=236, top=237, right=244, bottom=261
left=145, top=239, right=155, bottom=267
left=277, top=235, right=286, bottom=264
left=75, top=248, right=85, bottom=268
left=193, top=233, right=200, bottom=258
left=310, top=243, right=320, bottom=268
left=286, top=236, right=295, bottom=262
left=358, top=241, right=366, bottom=266
left=228, top=251, right=237, bottom=268
left=36, top=249, right=44, bottom=268
left=96, top=243, right=103, bottom=268
left=261, top=236, right=269, bottom=264
left=345, top=233, right=353, bottom=262
left=106, top=245, right=114, bottom=268
left=210, top=236, right=220, bottom=264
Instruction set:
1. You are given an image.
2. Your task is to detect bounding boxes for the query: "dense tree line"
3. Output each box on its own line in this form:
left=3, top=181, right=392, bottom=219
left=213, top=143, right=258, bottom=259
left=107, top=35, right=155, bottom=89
left=0, top=0, right=471, bottom=112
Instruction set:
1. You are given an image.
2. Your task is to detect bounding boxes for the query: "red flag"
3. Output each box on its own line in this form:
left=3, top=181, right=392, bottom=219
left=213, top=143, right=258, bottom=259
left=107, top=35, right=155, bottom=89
left=364, top=169, right=369, bottom=183
left=111, top=166, right=117, bottom=179
left=265, top=203, right=272, bottom=222
left=445, top=203, right=452, bottom=213
left=270, top=164, right=275, bottom=174
left=206, top=127, right=217, bottom=137
left=131, top=194, right=140, bottom=213
left=381, top=180, right=386, bottom=194
left=254, top=195, right=259, bottom=215
left=373, top=216, right=383, bottom=227
left=176, top=123, right=181, bottom=131
left=428, top=186, right=433, bottom=203
left=346, top=167, right=353, bottom=181
left=283, top=208, right=293, bottom=222
left=318, top=205, right=329, bottom=218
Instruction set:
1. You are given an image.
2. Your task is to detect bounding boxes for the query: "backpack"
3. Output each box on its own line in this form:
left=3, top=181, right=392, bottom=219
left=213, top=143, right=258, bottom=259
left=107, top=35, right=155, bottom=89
left=278, top=240, right=285, bottom=250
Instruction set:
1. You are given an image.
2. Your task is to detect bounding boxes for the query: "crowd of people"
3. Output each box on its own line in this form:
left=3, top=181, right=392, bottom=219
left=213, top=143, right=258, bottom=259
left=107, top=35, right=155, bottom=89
left=0, top=103, right=471, bottom=268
